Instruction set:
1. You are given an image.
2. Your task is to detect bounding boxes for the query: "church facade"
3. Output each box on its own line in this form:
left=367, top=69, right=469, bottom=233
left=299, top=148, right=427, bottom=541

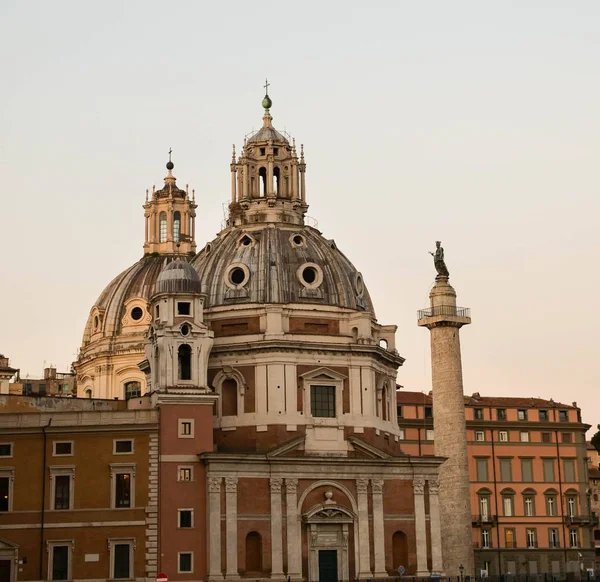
left=63, top=91, right=449, bottom=581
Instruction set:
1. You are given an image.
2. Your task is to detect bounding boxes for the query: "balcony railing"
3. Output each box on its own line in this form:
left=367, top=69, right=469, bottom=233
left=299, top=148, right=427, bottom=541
left=567, top=514, right=598, bottom=525
left=526, top=541, right=539, bottom=548
left=473, top=542, right=493, bottom=549
left=472, top=514, right=498, bottom=524
left=504, top=541, right=517, bottom=549
left=417, top=305, right=471, bottom=320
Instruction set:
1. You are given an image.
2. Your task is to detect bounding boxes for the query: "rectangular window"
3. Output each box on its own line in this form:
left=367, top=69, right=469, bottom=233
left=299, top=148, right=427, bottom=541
left=520, top=431, right=530, bottom=442
left=521, top=459, right=533, bottom=482
left=54, top=475, right=71, bottom=510
left=425, top=429, right=434, bottom=441
left=543, top=458, right=556, bottom=482
left=562, top=432, right=572, bottom=444
left=474, top=408, right=484, bottom=420
left=526, top=528, right=537, bottom=548
left=178, top=509, right=193, bottom=528
left=310, top=385, right=336, bottom=418
left=178, top=419, right=194, bottom=438
left=53, top=441, right=73, bottom=456
left=567, top=496, right=577, bottom=517
left=179, top=552, right=193, bottom=573
left=546, top=495, right=557, bottom=516
left=542, top=432, right=552, bottom=443
left=476, top=458, right=489, bottom=482
left=51, top=545, right=69, bottom=580
left=498, top=430, right=508, bottom=442
left=0, top=477, right=9, bottom=511
left=539, top=410, right=548, bottom=421
left=114, top=543, right=131, bottom=579
left=24, top=382, right=32, bottom=395
left=524, top=495, right=535, bottom=516
left=115, top=474, right=131, bottom=508
left=517, top=409, right=527, bottom=421
left=549, top=528, right=560, bottom=548
left=114, top=439, right=133, bottom=454
left=563, top=459, right=576, bottom=482
left=398, top=428, right=405, bottom=440
left=424, top=406, right=433, bottom=418
left=475, top=431, right=485, bottom=441
left=569, top=528, right=578, bottom=548
left=177, top=302, right=191, bottom=315
left=39, top=383, right=46, bottom=395
left=178, top=467, right=193, bottom=482
left=397, top=406, right=403, bottom=418
left=500, top=459, right=512, bottom=482
left=481, top=528, right=491, bottom=548
left=0, top=444, right=12, bottom=457
left=505, top=528, right=516, bottom=549
left=559, top=410, right=568, bottom=422
left=503, top=496, right=514, bottom=517
left=497, top=408, right=507, bottom=420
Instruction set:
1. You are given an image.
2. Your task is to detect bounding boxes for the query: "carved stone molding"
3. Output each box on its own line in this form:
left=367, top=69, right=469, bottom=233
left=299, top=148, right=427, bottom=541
left=356, top=478, right=369, bottom=494
left=270, top=477, right=284, bottom=493
left=225, top=476, right=238, bottom=493
left=428, top=478, right=440, bottom=495
left=371, top=479, right=384, bottom=495
left=413, top=476, right=425, bottom=495
left=208, top=476, right=222, bottom=493
left=286, top=478, right=298, bottom=494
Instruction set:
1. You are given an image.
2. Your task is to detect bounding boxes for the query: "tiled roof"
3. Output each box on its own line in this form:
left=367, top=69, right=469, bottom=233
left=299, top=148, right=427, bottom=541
left=396, top=389, right=576, bottom=409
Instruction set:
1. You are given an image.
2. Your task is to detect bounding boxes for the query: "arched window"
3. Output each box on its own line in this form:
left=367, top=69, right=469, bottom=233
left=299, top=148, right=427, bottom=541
left=273, top=167, right=280, bottom=195
left=258, top=167, right=267, bottom=196
left=392, top=531, right=409, bottom=572
left=173, top=211, right=181, bottom=243
left=159, top=212, right=167, bottom=243
left=245, top=531, right=262, bottom=573
left=222, top=378, right=238, bottom=417
left=178, top=344, right=192, bottom=381
left=124, top=381, right=141, bottom=400
left=85, top=388, right=92, bottom=399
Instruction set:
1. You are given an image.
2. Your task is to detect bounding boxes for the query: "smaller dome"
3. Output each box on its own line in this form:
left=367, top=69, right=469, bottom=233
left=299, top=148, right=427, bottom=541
left=155, top=259, right=201, bottom=295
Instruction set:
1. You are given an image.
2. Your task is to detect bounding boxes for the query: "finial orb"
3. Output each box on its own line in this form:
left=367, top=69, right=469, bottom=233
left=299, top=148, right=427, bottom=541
left=262, top=95, right=272, bottom=110
left=166, top=161, right=174, bottom=171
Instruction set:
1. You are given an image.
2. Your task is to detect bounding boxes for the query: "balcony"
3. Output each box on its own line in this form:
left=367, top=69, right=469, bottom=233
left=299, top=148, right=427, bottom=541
left=567, top=514, right=599, bottom=525
left=472, top=514, right=498, bottom=525
left=504, top=541, right=517, bottom=549
left=473, top=542, right=493, bottom=549
left=417, top=305, right=471, bottom=320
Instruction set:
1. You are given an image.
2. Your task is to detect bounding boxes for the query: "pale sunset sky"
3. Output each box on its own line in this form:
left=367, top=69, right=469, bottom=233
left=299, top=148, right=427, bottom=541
left=1, top=2, right=598, bottom=432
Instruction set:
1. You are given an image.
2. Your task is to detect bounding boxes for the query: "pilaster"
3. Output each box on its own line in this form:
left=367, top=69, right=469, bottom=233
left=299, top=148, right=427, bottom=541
left=286, top=478, right=302, bottom=579
left=413, top=476, right=429, bottom=577
left=225, top=477, right=240, bottom=580
left=428, top=478, right=444, bottom=575
left=270, top=477, right=284, bottom=578
left=371, top=479, right=387, bottom=577
left=356, top=478, right=372, bottom=578
left=208, top=476, right=223, bottom=581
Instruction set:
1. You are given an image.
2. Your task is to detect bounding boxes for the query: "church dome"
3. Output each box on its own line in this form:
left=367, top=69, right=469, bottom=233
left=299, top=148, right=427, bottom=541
left=155, top=258, right=201, bottom=295
left=192, top=224, right=374, bottom=313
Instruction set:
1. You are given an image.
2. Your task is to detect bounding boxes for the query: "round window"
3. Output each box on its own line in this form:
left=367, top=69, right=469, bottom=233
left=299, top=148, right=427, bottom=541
left=230, top=267, right=246, bottom=285
left=181, top=323, right=190, bottom=337
left=355, top=273, right=365, bottom=296
left=302, top=267, right=317, bottom=284
left=131, top=307, right=144, bottom=321
left=293, top=235, right=304, bottom=246
left=240, top=235, right=252, bottom=246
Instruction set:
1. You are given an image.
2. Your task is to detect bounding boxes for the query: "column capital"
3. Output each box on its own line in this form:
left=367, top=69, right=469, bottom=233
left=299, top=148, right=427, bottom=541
left=208, top=476, right=222, bottom=493
left=371, top=479, right=384, bottom=495
left=286, top=478, right=298, bottom=494
left=356, top=478, right=369, bottom=494
left=270, top=477, right=284, bottom=493
left=428, top=478, right=440, bottom=495
left=413, top=476, right=426, bottom=495
left=225, top=476, right=238, bottom=493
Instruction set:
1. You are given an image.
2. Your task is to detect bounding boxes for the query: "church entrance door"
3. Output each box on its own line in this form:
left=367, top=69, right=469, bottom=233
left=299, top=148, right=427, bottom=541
left=318, top=550, right=338, bottom=582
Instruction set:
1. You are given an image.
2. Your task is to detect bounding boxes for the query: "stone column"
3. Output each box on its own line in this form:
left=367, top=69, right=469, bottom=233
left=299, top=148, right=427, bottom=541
left=225, top=477, right=239, bottom=579
left=230, top=166, right=237, bottom=203
left=270, top=477, right=284, bottom=578
left=356, top=478, right=372, bottom=578
left=286, top=478, right=302, bottom=579
left=428, top=478, right=444, bottom=575
left=267, top=156, right=274, bottom=197
left=413, top=476, right=429, bottom=577
left=371, top=479, right=387, bottom=577
left=242, top=165, right=249, bottom=199
left=208, top=476, right=223, bottom=580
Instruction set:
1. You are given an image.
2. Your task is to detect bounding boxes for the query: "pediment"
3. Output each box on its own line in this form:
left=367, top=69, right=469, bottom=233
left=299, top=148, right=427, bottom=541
left=266, top=434, right=306, bottom=458
left=299, top=367, right=347, bottom=382
left=347, top=435, right=394, bottom=459
left=0, top=537, right=18, bottom=549
left=304, top=502, right=355, bottom=523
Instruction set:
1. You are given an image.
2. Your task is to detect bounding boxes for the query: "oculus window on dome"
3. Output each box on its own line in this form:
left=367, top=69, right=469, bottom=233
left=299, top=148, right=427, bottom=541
left=297, top=262, right=323, bottom=289
left=131, top=307, right=144, bottom=321
left=224, top=263, right=250, bottom=290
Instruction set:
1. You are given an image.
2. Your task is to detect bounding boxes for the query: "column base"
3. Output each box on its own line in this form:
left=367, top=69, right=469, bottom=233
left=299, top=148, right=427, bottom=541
left=417, top=570, right=431, bottom=577
left=358, top=572, right=373, bottom=579
left=208, top=576, right=224, bottom=582
left=225, top=575, right=240, bottom=581
left=373, top=572, right=389, bottom=578
left=270, top=573, right=285, bottom=580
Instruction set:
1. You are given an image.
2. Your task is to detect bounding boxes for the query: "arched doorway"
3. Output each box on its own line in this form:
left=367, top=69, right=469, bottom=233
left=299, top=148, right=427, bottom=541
left=245, top=531, right=262, bottom=573
left=392, top=531, right=409, bottom=572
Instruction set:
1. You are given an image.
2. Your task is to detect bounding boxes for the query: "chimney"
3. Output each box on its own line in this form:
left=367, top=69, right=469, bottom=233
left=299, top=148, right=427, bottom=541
left=44, top=367, right=57, bottom=380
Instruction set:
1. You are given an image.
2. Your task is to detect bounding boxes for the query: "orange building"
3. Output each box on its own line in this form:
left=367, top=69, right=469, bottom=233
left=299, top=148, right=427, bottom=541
left=397, top=390, right=596, bottom=578
left=587, top=442, right=600, bottom=567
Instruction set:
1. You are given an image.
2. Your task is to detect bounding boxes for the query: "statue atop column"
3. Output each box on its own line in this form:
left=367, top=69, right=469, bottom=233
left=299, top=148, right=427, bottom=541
left=429, top=241, right=449, bottom=279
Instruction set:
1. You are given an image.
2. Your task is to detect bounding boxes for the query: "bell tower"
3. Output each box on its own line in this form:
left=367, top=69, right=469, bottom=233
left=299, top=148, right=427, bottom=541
left=143, top=153, right=197, bottom=255
left=227, top=83, right=307, bottom=226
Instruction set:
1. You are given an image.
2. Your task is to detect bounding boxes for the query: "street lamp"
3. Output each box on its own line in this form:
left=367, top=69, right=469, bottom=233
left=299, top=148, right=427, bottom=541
left=459, top=564, right=464, bottom=582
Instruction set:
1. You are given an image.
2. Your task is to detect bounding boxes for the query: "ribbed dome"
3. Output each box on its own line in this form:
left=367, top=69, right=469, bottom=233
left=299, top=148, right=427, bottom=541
left=191, top=225, right=374, bottom=313
left=246, top=126, right=289, bottom=144
left=155, top=259, right=201, bottom=295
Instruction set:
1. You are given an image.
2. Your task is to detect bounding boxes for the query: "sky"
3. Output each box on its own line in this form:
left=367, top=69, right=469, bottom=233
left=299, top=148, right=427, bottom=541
left=1, top=1, right=599, bottom=433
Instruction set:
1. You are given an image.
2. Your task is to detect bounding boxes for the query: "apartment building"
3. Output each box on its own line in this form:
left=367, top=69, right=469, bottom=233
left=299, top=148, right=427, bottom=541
left=587, top=442, right=600, bottom=567
left=10, top=366, right=77, bottom=397
left=397, top=390, right=596, bottom=578
left=0, top=394, right=157, bottom=582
